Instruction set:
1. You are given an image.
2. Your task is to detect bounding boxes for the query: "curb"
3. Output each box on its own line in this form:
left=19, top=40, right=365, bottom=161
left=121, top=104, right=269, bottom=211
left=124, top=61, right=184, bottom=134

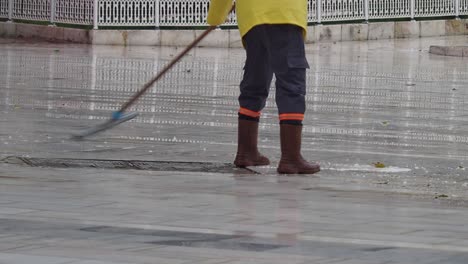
left=429, top=45, right=468, bottom=57
left=1, top=18, right=468, bottom=47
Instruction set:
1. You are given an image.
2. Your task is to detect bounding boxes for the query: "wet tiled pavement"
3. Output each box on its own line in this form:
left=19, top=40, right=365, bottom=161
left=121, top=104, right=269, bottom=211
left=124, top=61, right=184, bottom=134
left=1, top=36, right=468, bottom=263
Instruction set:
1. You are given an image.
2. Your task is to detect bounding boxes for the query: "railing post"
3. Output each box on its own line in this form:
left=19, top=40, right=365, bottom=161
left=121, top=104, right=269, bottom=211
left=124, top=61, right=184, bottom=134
left=410, top=0, right=415, bottom=20
left=317, top=0, right=322, bottom=24
left=455, top=0, right=460, bottom=18
left=8, top=0, right=13, bottom=21
left=93, top=0, right=98, bottom=29
left=364, top=0, right=369, bottom=22
left=50, top=0, right=56, bottom=25
left=155, top=0, right=160, bottom=29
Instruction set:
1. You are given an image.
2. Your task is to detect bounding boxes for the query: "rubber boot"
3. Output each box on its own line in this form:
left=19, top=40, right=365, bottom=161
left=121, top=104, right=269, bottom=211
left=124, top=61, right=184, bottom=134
left=234, top=119, right=270, bottom=167
left=277, top=124, right=320, bottom=174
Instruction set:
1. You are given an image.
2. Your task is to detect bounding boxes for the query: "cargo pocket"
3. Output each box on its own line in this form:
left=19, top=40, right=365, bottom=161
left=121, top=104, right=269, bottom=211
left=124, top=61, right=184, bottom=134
left=286, top=27, right=309, bottom=69
left=287, top=56, right=309, bottom=69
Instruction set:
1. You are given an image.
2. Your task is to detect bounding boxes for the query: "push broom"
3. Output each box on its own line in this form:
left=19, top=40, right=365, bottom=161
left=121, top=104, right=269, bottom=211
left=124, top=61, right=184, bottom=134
left=72, top=5, right=235, bottom=140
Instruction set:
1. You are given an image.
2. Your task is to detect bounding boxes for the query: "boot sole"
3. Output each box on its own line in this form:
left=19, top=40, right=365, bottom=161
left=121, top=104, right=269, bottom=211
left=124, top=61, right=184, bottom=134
left=277, top=167, right=321, bottom=175
left=234, top=161, right=271, bottom=168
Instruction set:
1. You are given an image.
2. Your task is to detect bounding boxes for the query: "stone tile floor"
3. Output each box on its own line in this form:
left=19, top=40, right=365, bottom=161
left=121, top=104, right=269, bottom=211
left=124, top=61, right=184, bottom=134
left=1, top=36, right=468, bottom=263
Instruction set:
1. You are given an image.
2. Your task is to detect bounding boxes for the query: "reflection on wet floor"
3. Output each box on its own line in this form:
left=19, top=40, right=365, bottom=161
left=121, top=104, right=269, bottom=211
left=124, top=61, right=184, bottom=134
left=0, top=37, right=467, bottom=174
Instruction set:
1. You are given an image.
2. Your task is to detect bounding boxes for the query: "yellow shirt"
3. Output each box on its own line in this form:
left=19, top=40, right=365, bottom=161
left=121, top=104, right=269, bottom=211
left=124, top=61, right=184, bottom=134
left=207, top=0, right=308, bottom=37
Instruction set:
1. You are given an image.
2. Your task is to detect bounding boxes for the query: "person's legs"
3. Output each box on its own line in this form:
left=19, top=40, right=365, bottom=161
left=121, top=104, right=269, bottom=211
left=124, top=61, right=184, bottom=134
left=234, top=25, right=273, bottom=167
left=267, top=25, right=320, bottom=174
left=239, top=25, right=274, bottom=115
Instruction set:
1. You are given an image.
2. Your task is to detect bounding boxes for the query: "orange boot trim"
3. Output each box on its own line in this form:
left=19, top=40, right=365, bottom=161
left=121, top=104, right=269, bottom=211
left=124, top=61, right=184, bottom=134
left=239, top=107, right=261, bottom=118
left=279, top=113, right=304, bottom=121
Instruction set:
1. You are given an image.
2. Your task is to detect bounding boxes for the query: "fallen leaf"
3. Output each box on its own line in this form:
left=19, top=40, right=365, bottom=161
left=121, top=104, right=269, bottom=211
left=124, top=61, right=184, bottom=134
left=373, top=162, right=386, bottom=168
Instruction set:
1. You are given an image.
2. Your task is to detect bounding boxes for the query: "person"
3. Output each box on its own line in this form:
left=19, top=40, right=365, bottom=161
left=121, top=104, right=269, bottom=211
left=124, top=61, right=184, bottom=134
left=207, top=0, right=320, bottom=174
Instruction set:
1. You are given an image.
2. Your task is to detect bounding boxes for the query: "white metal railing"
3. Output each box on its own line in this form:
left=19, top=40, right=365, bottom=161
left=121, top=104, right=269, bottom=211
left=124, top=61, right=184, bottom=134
left=0, top=0, right=8, bottom=18
left=369, top=0, right=411, bottom=19
left=1, top=0, right=468, bottom=28
left=462, top=0, right=468, bottom=15
left=159, top=0, right=208, bottom=26
left=55, top=0, right=94, bottom=25
left=320, top=0, right=366, bottom=22
left=158, top=0, right=236, bottom=26
left=308, top=0, right=318, bottom=22
left=415, top=0, right=455, bottom=17
left=98, top=0, right=156, bottom=26
left=12, top=0, right=51, bottom=22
